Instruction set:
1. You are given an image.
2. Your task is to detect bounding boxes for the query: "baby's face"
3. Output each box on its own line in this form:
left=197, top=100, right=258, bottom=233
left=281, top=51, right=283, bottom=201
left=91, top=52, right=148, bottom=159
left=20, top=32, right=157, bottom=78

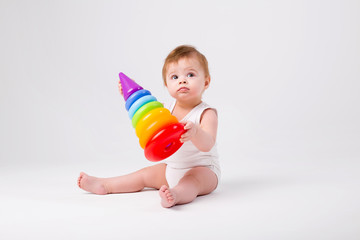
left=165, top=56, right=210, bottom=104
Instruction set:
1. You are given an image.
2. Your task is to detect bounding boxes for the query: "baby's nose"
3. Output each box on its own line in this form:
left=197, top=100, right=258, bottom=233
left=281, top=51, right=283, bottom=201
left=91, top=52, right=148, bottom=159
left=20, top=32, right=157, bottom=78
left=178, top=77, right=187, bottom=84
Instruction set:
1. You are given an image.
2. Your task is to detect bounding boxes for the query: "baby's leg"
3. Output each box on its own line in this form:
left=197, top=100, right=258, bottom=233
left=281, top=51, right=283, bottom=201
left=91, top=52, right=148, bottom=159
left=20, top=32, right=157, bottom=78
left=159, top=167, right=218, bottom=208
left=78, top=163, right=168, bottom=194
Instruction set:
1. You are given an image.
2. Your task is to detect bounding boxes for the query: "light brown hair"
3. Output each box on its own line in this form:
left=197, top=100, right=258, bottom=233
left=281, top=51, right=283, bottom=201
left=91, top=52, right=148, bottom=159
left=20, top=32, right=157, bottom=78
left=162, top=45, right=210, bottom=85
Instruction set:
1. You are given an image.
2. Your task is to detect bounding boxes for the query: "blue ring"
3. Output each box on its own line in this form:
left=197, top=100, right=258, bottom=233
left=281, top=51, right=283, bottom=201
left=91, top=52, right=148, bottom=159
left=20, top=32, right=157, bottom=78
left=125, top=89, right=151, bottom=111
left=128, top=95, right=157, bottom=119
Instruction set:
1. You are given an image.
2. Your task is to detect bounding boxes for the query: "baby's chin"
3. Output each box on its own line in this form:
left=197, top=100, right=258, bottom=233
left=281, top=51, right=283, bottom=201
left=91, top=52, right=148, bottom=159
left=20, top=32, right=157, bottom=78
left=176, top=96, right=202, bottom=105
left=175, top=93, right=191, bottom=100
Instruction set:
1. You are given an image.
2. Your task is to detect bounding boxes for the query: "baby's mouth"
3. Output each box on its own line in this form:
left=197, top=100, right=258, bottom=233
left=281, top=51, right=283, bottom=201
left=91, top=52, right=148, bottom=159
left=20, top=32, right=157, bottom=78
left=177, top=87, right=189, bottom=92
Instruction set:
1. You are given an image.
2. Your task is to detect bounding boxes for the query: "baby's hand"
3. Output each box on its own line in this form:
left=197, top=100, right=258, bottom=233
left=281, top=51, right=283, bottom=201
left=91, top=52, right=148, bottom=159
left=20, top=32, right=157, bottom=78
left=118, top=81, right=123, bottom=96
left=180, top=121, right=198, bottom=143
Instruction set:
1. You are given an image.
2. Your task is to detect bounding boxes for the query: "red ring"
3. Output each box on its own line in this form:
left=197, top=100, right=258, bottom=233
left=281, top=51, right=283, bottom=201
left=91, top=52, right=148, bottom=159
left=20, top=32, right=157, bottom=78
left=144, top=123, right=185, bottom=162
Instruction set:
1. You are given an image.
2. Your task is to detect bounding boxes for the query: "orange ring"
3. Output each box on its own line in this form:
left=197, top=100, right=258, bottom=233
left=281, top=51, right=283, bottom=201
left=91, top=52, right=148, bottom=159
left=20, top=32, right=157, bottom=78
left=135, top=108, right=178, bottom=148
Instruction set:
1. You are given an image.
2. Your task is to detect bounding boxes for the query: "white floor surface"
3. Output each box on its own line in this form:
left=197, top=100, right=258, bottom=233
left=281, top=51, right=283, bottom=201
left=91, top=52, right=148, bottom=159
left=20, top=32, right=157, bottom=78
left=1, top=157, right=359, bottom=240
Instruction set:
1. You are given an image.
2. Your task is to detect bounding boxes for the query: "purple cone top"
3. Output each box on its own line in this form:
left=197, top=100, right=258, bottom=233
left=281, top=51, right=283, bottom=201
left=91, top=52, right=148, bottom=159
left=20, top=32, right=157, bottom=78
left=119, top=72, right=143, bottom=101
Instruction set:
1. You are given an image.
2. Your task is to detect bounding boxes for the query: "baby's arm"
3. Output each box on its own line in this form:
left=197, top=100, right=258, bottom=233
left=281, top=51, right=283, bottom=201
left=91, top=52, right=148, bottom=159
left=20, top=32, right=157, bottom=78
left=180, top=109, right=218, bottom=152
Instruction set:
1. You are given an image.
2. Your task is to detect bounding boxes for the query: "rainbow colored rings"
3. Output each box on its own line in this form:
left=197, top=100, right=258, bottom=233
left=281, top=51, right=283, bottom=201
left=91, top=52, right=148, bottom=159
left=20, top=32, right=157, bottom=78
left=119, top=72, right=185, bottom=162
left=132, top=101, right=164, bottom=128
left=128, top=95, right=157, bottom=119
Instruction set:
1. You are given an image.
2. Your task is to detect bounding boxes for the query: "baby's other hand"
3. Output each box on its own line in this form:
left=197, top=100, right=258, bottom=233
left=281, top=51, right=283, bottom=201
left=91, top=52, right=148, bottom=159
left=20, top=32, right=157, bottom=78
left=180, top=121, right=198, bottom=143
left=118, top=81, right=123, bottom=96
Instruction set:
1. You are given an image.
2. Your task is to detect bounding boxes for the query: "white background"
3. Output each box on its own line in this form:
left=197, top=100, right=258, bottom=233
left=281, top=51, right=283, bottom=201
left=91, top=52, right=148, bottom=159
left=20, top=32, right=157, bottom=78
left=1, top=0, right=359, bottom=239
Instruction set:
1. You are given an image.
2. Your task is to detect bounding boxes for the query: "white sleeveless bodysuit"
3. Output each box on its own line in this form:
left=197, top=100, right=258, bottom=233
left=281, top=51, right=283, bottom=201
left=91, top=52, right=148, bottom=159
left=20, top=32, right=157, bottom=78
left=164, top=101, right=221, bottom=188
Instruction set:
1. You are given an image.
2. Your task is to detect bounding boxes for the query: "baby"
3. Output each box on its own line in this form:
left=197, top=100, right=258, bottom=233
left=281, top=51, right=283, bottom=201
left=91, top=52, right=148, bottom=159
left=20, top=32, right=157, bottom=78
left=78, top=45, right=221, bottom=208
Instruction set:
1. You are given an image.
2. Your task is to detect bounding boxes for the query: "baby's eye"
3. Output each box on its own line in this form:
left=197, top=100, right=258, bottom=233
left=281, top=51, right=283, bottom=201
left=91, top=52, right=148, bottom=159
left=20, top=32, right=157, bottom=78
left=171, top=75, right=178, bottom=80
left=187, top=73, right=194, bottom=77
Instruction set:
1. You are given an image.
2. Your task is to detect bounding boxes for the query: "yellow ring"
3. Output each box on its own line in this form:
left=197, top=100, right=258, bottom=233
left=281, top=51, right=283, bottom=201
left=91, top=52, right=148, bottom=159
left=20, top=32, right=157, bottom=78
left=136, top=108, right=170, bottom=137
left=139, top=115, right=178, bottom=148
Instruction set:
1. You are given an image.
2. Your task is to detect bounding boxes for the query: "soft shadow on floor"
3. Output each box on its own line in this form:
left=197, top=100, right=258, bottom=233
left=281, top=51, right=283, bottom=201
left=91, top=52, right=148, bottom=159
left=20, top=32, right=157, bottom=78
left=218, top=174, right=297, bottom=197
left=166, top=175, right=294, bottom=211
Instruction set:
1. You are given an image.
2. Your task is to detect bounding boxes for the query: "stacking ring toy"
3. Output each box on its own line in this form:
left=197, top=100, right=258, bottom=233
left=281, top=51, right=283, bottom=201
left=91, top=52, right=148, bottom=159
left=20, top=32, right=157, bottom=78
left=144, top=123, right=185, bottom=161
left=128, top=95, right=157, bottom=119
left=125, top=89, right=151, bottom=111
left=119, top=72, right=185, bottom=162
left=131, top=101, right=163, bottom=128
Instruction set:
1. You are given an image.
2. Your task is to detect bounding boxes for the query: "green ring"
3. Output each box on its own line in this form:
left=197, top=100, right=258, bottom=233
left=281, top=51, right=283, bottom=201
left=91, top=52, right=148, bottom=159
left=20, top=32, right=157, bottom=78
left=131, top=101, right=164, bottom=128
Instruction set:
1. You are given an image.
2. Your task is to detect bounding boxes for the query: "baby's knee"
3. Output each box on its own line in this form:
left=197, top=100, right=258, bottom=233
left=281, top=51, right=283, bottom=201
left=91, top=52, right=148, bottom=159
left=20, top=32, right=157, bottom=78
left=184, top=167, right=217, bottom=193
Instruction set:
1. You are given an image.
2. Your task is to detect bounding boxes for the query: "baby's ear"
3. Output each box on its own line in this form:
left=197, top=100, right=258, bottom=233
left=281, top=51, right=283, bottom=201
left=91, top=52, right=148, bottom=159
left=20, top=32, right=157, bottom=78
left=204, top=76, right=211, bottom=89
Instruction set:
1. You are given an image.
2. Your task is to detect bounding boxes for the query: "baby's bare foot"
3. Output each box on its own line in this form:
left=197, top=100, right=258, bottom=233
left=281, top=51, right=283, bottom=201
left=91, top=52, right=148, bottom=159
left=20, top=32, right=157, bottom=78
left=77, top=172, right=108, bottom=195
left=159, top=185, right=176, bottom=208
